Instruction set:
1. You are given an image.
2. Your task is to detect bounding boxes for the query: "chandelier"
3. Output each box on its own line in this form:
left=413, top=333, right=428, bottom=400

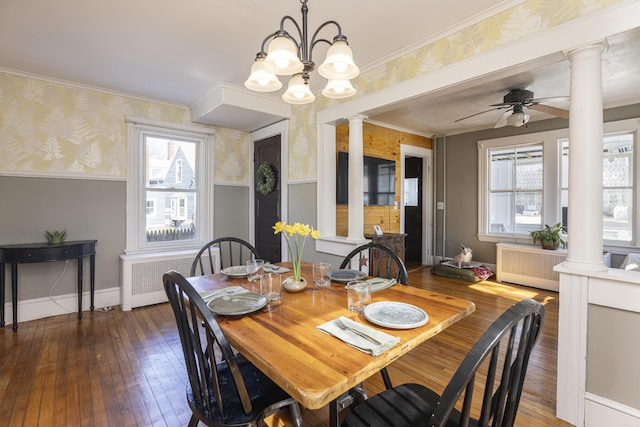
left=244, top=0, right=359, bottom=105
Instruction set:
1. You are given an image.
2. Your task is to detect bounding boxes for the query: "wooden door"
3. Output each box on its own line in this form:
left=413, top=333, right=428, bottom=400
left=404, top=156, right=422, bottom=263
left=254, top=135, right=281, bottom=263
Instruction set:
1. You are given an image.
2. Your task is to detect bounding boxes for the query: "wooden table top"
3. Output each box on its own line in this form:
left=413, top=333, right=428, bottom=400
left=188, top=261, right=475, bottom=410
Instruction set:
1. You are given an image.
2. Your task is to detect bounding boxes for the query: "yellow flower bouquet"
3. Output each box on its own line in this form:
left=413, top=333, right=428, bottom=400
left=273, top=221, right=320, bottom=283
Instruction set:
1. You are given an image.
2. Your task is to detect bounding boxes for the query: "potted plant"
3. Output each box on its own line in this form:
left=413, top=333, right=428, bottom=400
left=529, top=223, right=567, bottom=250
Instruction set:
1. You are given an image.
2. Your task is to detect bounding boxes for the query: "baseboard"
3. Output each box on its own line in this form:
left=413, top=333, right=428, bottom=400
left=2, top=286, right=121, bottom=327
left=585, top=392, right=640, bottom=427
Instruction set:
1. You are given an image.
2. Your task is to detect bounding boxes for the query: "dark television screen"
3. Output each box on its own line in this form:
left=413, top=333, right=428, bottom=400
left=336, top=151, right=396, bottom=206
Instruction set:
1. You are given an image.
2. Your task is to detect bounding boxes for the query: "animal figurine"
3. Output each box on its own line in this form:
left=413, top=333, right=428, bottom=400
left=453, top=245, right=473, bottom=268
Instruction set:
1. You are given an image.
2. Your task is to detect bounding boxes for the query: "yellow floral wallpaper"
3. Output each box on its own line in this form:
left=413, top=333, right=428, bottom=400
left=0, top=0, right=627, bottom=183
left=0, top=72, right=250, bottom=182
left=287, top=0, right=626, bottom=180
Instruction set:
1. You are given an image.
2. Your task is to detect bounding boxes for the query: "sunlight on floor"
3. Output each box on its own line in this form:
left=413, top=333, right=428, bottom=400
left=469, top=280, right=542, bottom=301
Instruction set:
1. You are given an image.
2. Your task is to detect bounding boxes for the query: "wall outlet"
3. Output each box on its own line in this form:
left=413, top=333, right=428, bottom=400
left=437, top=201, right=445, bottom=210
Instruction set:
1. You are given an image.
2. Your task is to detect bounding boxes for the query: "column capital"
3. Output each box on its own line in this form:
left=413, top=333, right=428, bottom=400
left=347, top=114, right=368, bottom=123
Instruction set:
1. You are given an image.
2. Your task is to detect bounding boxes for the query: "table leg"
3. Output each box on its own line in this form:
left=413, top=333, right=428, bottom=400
left=90, top=253, right=95, bottom=311
left=77, top=257, right=83, bottom=319
left=0, top=263, right=4, bottom=327
left=11, top=264, right=18, bottom=331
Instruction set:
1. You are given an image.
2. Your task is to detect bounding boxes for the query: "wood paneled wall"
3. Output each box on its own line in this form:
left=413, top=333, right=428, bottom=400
left=336, top=122, right=432, bottom=236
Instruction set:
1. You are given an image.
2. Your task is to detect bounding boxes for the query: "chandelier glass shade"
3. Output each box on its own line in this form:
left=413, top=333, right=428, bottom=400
left=244, top=0, right=359, bottom=105
left=507, top=111, right=530, bottom=127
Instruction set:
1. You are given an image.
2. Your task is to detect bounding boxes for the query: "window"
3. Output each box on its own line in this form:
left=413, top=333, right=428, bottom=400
left=561, top=131, right=635, bottom=244
left=479, top=119, right=638, bottom=249
left=487, top=144, right=543, bottom=236
left=126, top=118, right=214, bottom=253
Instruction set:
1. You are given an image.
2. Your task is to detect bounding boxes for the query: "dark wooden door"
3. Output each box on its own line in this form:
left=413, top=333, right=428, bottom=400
left=254, top=135, right=281, bottom=263
left=404, top=156, right=422, bottom=264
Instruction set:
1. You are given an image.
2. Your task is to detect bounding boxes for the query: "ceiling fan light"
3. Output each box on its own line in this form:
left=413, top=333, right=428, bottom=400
left=322, top=79, right=356, bottom=98
left=262, top=36, right=304, bottom=75
left=318, top=40, right=359, bottom=80
left=507, top=111, right=530, bottom=127
left=244, top=57, right=282, bottom=92
left=282, top=74, right=315, bottom=104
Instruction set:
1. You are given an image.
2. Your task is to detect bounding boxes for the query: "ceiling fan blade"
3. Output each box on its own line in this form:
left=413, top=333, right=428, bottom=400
left=454, top=106, right=506, bottom=122
left=529, top=103, right=570, bottom=119
left=530, top=96, right=569, bottom=104
left=494, top=110, right=511, bottom=128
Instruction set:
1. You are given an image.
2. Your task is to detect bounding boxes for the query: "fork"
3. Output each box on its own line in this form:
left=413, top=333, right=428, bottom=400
left=334, top=319, right=382, bottom=346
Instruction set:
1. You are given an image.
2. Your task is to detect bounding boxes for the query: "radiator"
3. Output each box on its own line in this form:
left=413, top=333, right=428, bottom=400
left=496, top=243, right=567, bottom=291
left=120, top=249, right=218, bottom=310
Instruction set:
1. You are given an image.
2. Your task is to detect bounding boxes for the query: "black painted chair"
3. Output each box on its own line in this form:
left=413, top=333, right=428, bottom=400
left=342, top=298, right=546, bottom=427
left=340, top=243, right=409, bottom=390
left=163, top=270, right=303, bottom=427
left=339, top=243, right=409, bottom=286
left=190, top=237, right=261, bottom=276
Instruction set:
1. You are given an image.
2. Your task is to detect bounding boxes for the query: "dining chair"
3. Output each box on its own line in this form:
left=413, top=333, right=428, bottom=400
left=339, top=242, right=409, bottom=286
left=163, top=270, right=303, bottom=427
left=340, top=242, right=409, bottom=390
left=190, top=237, right=261, bottom=276
left=342, top=298, right=546, bottom=427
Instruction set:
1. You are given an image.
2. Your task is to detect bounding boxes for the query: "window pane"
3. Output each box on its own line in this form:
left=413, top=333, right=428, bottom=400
left=515, top=146, right=542, bottom=190
left=404, top=178, right=418, bottom=206
left=144, top=136, right=197, bottom=242
left=490, top=149, right=514, bottom=190
left=603, top=134, right=633, bottom=187
left=603, top=189, right=632, bottom=242
left=515, top=191, right=542, bottom=234
left=490, top=192, right=514, bottom=233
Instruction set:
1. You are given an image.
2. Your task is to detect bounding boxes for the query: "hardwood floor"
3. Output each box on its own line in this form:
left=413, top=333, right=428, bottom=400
left=0, top=267, right=572, bottom=427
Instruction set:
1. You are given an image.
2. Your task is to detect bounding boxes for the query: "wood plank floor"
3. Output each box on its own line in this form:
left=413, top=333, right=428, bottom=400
left=0, top=267, right=572, bottom=427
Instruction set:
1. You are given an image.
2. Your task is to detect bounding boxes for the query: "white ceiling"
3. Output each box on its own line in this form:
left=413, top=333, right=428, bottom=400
left=1, top=0, right=639, bottom=134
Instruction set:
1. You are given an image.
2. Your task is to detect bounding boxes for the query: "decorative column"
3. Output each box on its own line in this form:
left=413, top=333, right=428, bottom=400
left=563, top=42, right=608, bottom=272
left=347, top=115, right=366, bottom=240
left=556, top=41, right=608, bottom=427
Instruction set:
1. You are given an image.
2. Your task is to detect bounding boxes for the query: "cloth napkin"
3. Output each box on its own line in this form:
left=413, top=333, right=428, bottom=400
left=366, top=277, right=396, bottom=293
left=263, top=263, right=291, bottom=274
left=317, top=316, right=400, bottom=356
left=198, top=286, right=249, bottom=303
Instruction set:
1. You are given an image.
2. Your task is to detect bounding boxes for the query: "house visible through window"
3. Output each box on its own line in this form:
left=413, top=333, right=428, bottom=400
left=126, top=118, right=213, bottom=253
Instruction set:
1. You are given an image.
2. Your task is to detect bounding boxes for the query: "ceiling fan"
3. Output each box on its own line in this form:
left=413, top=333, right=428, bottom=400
left=455, top=88, right=570, bottom=128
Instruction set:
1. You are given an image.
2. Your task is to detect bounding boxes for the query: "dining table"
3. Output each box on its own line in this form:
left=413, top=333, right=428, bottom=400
left=187, top=261, right=476, bottom=426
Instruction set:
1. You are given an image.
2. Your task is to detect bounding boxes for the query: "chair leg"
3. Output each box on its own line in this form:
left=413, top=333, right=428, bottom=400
left=380, top=368, right=393, bottom=389
left=289, top=402, right=303, bottom=427
left=188, top=414, right=199, bottom=427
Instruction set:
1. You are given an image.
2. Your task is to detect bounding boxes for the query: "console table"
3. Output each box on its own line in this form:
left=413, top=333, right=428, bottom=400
left=0, top=240, right=96, bottom=331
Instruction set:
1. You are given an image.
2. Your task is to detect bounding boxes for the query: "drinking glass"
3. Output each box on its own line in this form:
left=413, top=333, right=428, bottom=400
left=346, top=280, right=371, bottom=312
left=312, top=262, right=331, bottom=287
left=246, top=259, right=264, bottom=282
left=260, top=272, right=281, bottom=302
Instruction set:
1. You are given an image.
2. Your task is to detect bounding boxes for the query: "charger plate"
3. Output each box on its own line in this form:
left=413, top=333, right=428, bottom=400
left=220, top=265, right=248, bottom=278
left=328, top=269, right=367, bottom=283
left=207, top=293, right=267, bottom=316
left=363, top=301, right=429, bottom=329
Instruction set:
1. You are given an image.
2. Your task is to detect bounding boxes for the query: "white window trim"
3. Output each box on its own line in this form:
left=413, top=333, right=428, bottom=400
left=125, top=116, right=215, bottom=254
left=477, top=118, right=639, bottom=250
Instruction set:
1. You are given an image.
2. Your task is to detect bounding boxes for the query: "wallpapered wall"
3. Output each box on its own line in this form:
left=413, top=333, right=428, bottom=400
left=0, top=0, right=625, bottom=182
left=0, top=72, right=250, bottom=183
left=286, top=0, right=624, bottom=180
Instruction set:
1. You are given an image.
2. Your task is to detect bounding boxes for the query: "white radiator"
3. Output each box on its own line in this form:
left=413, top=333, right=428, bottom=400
left=496, top=243, right=567, bottom=291
left=120, top=249, right=218, bottom=310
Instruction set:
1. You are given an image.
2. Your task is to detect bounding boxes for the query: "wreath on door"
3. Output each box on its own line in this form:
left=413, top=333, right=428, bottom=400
left=256, top=162, right=277, bottom=195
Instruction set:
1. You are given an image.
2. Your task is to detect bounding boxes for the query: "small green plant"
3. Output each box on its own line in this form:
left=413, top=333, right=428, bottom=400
left=529, top=223, right=566, bottom=250
left=46, top=230, right=67, bottom=244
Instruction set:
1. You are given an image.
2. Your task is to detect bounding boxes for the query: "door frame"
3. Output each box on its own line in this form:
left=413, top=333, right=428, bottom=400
left=400, top=144, right=433, bottom=266
left=250, top=120, right=289, bottom=260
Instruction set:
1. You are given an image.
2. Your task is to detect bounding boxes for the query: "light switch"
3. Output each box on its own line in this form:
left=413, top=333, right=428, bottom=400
left=437, top=201, right=444, bottom=210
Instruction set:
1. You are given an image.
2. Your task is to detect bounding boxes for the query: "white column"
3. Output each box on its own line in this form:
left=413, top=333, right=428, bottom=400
left=562, top=42, right=608, bottom=272
left=347, top=115, right=366, bottom=240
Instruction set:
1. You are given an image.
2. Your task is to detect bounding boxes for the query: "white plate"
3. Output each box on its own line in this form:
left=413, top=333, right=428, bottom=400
left=207, top=293, right=267, bottom=316
left=363, top=301, right=429, bottom=329
left=328, top=269, right=367, bottom=283
left=220, top=265, right=248, bottom=278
